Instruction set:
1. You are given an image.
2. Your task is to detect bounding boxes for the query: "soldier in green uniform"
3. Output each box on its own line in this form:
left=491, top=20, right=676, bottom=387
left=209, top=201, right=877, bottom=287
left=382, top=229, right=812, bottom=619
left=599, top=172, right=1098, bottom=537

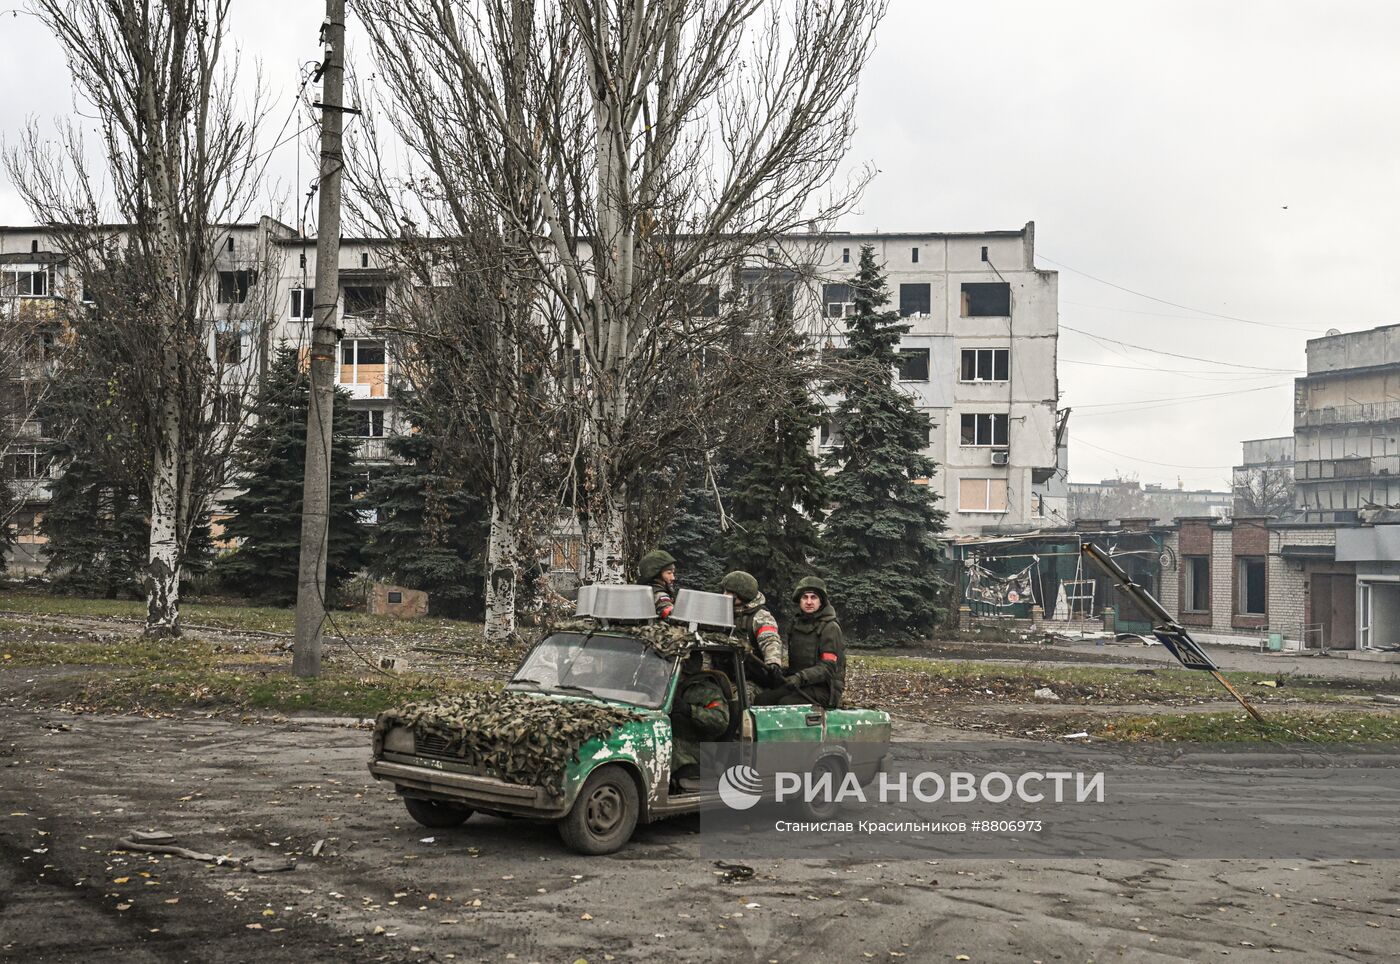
left=719, top=570, right=786, bottom=687
left=756, top=575, right=845, bottom=707
left=638, top=549, right=678, bottom=618
left=669, top=653, right=730, bottom=791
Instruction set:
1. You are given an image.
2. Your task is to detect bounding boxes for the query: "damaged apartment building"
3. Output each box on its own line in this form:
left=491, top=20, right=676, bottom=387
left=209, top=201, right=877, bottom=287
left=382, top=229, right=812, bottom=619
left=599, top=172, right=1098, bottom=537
left=809, top=222, right=1065, bottom=535
left=984, top=324, right=1400, bottom=655
left=3, top=219, right=1067, bottom=575
left=0, top=219, right=401, bottom=573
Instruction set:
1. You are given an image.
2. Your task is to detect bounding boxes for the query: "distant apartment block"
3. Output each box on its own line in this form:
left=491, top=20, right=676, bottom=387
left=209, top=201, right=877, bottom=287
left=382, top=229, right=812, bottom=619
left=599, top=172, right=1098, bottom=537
left=1293, top=325, right=1400, bottom=522
left=1068, top=477, right=1231, bottom=525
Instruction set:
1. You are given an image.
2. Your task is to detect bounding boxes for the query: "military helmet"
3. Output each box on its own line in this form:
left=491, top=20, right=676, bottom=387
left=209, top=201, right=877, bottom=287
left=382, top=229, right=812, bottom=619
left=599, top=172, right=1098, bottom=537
left=638, top=549, right=676, bottom=582
left=719, top=570, right=759, bottom=602
left=792, top=575, right=829, bottom=606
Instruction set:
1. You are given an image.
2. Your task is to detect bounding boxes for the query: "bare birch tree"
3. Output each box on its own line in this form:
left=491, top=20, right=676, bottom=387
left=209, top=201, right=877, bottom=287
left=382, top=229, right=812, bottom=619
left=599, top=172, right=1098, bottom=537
left=4, top=1, right=267, bottom=634
left=355, top=0, right=886, bottom=585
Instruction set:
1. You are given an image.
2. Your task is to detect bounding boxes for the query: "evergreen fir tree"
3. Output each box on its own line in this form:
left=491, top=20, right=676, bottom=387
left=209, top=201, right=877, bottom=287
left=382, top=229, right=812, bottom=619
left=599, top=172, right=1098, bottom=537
left=363, top=396, right=490, bottom=619
left=714, top=330, right=828, bottom=621
left=38, top=344, right=150, bottom=597
left=821, top=244, right=948, bottom=643
left=216, top=346, right=365, bottom=605
left=663, top=458, right=727, bottom=593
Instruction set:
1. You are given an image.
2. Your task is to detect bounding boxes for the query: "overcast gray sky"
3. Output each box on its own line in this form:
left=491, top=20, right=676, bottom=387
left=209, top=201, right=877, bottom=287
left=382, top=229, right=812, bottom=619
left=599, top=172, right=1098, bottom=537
left=4, top=0, right=1397, bottom=491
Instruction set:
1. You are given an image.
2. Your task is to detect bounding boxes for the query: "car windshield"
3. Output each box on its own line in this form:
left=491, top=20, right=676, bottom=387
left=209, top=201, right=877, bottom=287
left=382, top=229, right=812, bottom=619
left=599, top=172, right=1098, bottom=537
left=507, top=631, right=674, bottom=709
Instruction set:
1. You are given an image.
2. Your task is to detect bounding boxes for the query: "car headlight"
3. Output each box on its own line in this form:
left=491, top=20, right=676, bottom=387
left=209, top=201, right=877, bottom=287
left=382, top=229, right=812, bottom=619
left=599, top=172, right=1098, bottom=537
left=384, top=726, right=415, bottom=755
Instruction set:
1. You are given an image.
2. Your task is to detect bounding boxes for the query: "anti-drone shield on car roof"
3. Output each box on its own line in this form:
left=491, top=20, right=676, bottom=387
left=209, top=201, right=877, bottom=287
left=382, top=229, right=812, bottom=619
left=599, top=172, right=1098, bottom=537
left=668, top=589, right=734, bottom=631
left=573, top=584, right=656, bottom=622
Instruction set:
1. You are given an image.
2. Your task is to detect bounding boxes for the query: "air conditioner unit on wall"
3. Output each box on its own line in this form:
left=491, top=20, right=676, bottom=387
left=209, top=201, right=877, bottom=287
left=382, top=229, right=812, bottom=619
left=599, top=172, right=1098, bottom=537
left=991, top=450, right=1010, bottom=466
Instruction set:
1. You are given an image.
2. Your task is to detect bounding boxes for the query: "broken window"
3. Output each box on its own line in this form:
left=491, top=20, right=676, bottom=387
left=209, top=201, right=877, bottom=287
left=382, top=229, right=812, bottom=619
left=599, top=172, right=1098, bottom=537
left=290, top=287, right=315, bottom=320
left=343, top=284, right=386, bottom=317
left=1, top=269, right=49, bottom=297
left=354, top=408, right=385, bottom=437
left=342, top=339, right=385, bottom=366
left=1237, top=556, right=1266, bottom=615
left=5, top=452, right=41, bottom=479
left=899, top=283, right=931, bottom=317
left=1184, top=556, right=1210, bottom=612
left=215, top=332, right=242, bottom=365
left=959, top=413, right=1008, bottom=446
left=896, top=348, right=930, bottom=382
left=961, top=282, right=1010, bottom=317
left=958, top=478, right=1008, bottom=512
left=822, top=283, right=853, bottom=319
left=960, top=348, right=1010, bottom=382
left=217, top=270, right=255, bottom=304
left=819, top=418, right=844, bottom=448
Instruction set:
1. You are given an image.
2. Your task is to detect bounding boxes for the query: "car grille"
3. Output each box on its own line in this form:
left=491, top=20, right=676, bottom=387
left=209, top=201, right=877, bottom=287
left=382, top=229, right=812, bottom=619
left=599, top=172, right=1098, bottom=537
left=415, top=733, right=457, bottom=757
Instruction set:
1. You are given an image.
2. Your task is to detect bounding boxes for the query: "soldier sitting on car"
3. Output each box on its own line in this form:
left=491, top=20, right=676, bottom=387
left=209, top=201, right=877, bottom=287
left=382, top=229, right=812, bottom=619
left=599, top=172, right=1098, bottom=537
left=669, top=652, right=730, bottom=793
left=755, top=575, right=845, bottom=708
left=719, top=570, right=787, bottom=689
left=638, top=549, right=679, bottom=619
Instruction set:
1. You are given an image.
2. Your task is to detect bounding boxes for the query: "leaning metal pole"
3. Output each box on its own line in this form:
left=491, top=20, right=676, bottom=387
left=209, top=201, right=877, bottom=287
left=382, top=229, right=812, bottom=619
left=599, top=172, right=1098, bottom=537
left=1080, top=542, right=1265, bottom=723
left=293, top=0, right=346, bottom=678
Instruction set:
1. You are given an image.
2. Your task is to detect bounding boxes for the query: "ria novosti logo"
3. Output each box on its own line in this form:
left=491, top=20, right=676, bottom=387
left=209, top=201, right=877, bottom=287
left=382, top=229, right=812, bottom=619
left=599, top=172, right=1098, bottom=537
left=717, top=764, right=1105, bottom=810
left=717, top=764, right=764, bottom=810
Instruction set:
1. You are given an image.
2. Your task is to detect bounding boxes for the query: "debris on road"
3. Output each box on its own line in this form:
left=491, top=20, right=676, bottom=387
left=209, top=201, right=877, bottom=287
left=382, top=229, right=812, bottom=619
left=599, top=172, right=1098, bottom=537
left=714, top=861, right=754, bottom=883
left=118, top=833, right=295, bottom=872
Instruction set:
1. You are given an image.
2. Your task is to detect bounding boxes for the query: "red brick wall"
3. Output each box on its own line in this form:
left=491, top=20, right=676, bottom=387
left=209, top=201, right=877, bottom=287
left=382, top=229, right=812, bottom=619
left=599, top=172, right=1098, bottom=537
left=1232, top=519, right=1270, bottom=629
left=1178, top=521, right=1213, bottom=626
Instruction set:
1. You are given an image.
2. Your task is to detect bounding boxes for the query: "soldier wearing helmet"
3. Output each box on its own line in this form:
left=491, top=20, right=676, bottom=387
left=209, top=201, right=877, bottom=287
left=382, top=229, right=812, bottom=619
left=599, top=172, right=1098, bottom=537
left=638, top=549, right=678, bottom=618
left=719, top=570, right=786, bottom=686
left=756, top=575, right=845, bottom=708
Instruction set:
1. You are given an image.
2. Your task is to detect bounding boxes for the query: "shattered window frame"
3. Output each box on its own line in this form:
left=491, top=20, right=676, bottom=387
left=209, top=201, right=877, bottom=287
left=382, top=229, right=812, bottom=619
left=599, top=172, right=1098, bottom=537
left=960, top=281, right=1011, bottom=317
left=1184, top=556, right=1211, bottom=612
left=1237, top=556, right=1267, bottom=615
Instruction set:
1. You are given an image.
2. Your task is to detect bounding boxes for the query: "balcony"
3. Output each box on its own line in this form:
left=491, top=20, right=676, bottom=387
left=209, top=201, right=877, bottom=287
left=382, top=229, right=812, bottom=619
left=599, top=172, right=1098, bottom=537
left=356, top=437, right=392, bottom=462
left=1296, top=455, right=1400, bottom=483
left=1296, top=400, right=1400, bottom=428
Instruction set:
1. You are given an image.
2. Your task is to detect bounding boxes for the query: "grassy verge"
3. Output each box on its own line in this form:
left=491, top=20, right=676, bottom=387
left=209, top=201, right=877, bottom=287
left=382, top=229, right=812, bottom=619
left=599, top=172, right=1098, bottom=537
left=849, top=654, right=1392, bottom=705
left=1051, top=710, right=1400, bottom=744
left=4, top=635, right=494, bottom=717
left=0, top=589, right=488, bottom=645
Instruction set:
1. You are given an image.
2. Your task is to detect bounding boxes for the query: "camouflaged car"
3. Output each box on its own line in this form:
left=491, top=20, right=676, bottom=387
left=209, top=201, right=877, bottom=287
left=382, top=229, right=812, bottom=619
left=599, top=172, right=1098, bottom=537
left=369, top=586, right=892, bottom=855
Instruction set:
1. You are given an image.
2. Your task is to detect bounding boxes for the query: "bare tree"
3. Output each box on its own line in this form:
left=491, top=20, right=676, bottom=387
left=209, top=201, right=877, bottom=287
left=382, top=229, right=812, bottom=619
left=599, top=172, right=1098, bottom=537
left=1234, top=463, right=1297, bottom=518
left=4, top=1, right=268, bottom=634
left=355, top=0, right=886, bottom=585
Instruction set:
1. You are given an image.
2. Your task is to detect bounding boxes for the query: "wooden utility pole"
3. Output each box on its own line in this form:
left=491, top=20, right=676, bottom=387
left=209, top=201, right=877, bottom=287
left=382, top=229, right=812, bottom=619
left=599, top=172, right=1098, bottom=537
left=293, top=0, right=346, bottom=677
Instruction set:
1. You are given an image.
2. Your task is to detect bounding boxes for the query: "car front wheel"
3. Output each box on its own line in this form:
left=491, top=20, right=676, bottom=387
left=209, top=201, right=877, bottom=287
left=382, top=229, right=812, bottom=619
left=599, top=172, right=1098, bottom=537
left=403, top=796, right=473, bottom=828
left=558, top=766, right=639, bottom=855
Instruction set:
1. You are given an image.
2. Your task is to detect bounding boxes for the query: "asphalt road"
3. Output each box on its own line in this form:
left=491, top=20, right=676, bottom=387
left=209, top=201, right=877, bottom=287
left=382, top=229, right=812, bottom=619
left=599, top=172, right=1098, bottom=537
left=3, top=707, right=1399, bottom=963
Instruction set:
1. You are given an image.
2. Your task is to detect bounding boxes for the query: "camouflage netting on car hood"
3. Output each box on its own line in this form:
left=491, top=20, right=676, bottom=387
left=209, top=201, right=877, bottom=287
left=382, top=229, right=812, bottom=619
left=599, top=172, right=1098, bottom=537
left=373, top=690, right=643, bottom=797
left=548, top=617, right=739, bottom=659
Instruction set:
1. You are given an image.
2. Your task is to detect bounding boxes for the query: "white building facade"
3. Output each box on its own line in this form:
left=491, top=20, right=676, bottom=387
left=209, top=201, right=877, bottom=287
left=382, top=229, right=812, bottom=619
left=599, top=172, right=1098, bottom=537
left=799, top=223, right=1062, bottom=535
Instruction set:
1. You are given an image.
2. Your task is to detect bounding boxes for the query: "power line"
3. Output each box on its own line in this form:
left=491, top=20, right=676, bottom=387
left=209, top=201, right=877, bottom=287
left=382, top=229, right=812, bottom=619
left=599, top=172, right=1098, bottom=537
left=1072, top=436, right=1236, bottom=471
left=1040, top=254, right=1322, bottom=333
left=1073, top=382, right=1288, bottom=418
left=1062, top=326, right=1303, bottom=373
left=1061, top=357, right=1284, bottom=379
left=1072, top=382, right=1289, bottom=409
